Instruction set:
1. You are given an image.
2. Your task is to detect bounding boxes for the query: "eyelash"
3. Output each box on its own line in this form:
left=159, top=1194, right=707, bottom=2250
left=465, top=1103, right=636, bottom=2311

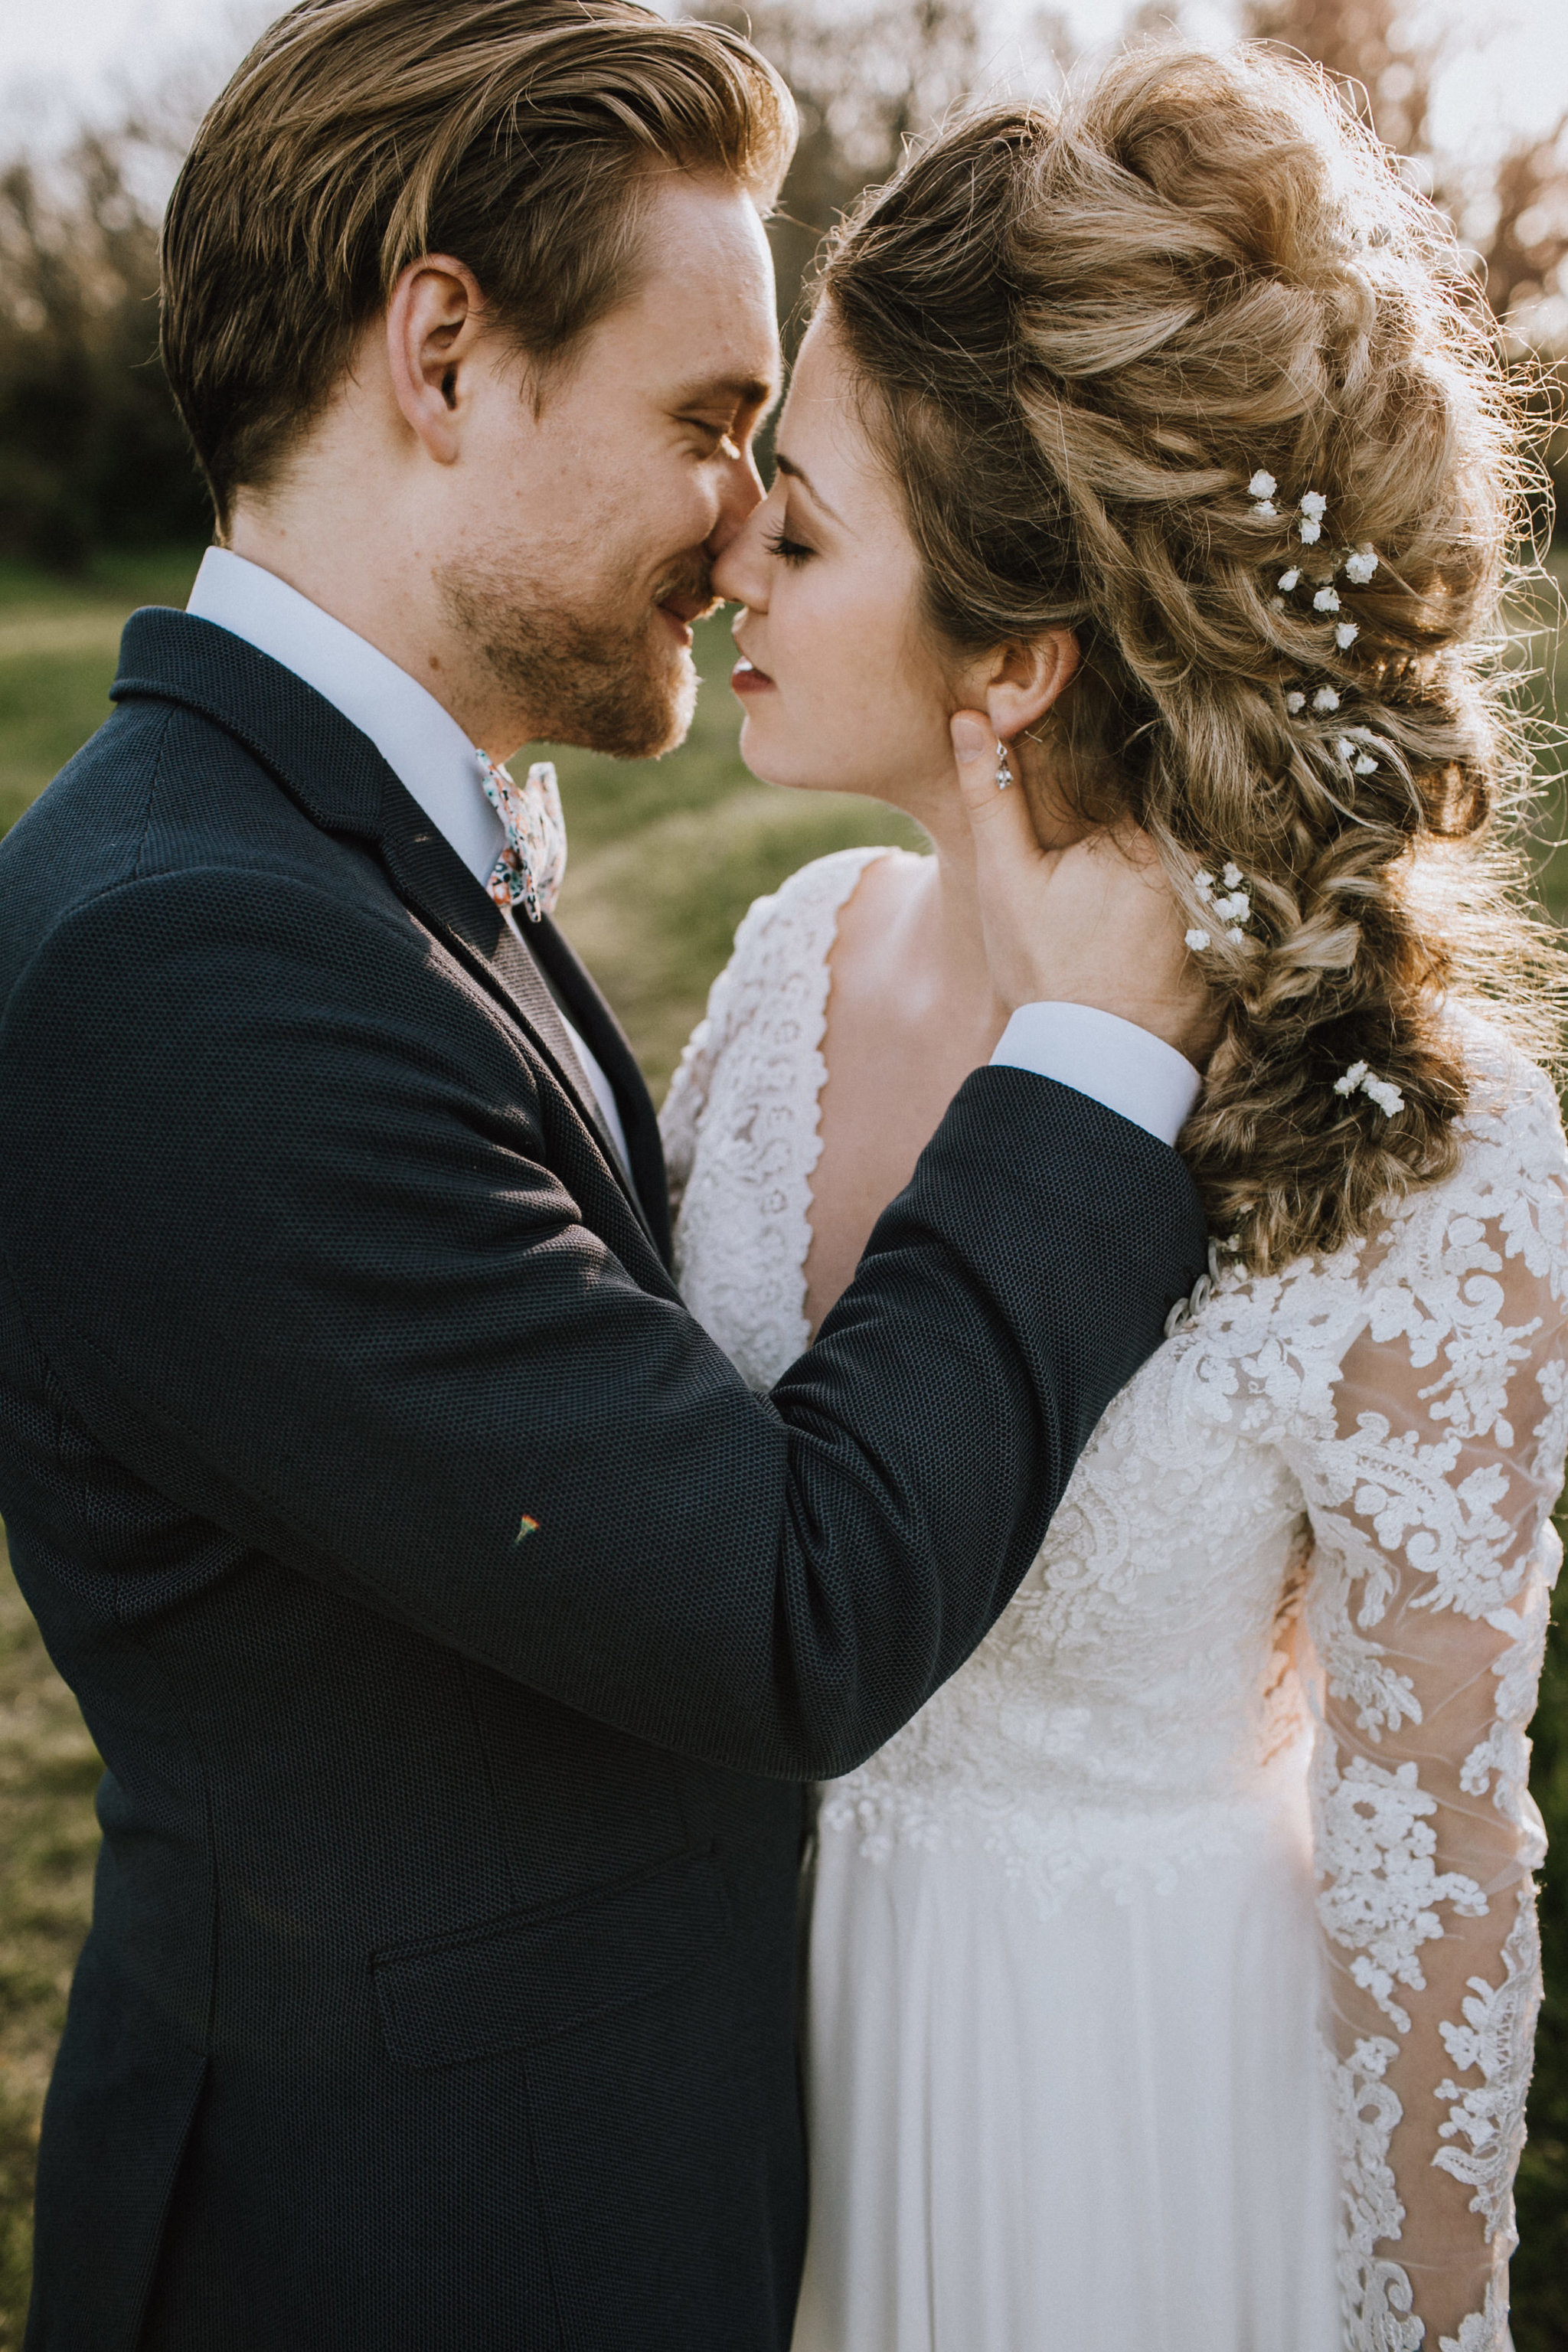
left=763, top=524, right=815, bottom=566
left=686, top=420, right=742, bottom=456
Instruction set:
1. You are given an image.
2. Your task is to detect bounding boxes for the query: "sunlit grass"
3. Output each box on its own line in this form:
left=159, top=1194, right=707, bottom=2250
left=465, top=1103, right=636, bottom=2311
left=0, top=1537, right=100, bottom=2350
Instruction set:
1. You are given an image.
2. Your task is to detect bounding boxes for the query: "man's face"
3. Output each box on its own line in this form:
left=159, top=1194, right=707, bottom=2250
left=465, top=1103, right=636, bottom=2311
left=437, top=172, right=779, bottom=760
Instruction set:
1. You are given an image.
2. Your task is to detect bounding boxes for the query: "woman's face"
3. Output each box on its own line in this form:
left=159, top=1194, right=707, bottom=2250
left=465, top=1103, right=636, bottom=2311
left=710, top=313, right=962, bottom=814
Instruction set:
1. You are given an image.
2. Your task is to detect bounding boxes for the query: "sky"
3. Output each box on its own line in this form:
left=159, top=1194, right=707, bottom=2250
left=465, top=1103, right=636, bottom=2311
left=1, top=0, right=1566, bottom=167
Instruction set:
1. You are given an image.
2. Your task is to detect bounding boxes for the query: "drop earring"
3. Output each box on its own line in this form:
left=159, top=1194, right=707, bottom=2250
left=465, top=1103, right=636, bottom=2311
left=995, top=739, right=1014, bottom=790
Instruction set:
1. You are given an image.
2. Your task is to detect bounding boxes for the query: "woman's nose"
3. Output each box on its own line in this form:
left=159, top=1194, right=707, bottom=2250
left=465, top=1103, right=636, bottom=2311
left=711, top=507, right=771, bottom=612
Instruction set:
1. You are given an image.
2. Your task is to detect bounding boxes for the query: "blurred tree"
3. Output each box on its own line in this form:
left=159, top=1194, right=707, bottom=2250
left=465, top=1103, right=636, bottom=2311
left=1481, top=116, right=1568, bottom=341
left=2, top=0, right=1564, bottom=563
left=0, top=127, right=209, bottom=569
left=1241, top=0, right=1433, bottom=155
left=0, top=0, right=1005, bottom=567
left=688, top=0, right=1002, bottom=354
left=1242, top=0, right=1568, bottom=350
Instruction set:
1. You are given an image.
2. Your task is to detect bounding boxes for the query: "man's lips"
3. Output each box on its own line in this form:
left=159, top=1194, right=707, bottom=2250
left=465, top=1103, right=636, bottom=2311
left=656, top=588, right=717, bottom=644
left=731, top=654, right=775, bottom=695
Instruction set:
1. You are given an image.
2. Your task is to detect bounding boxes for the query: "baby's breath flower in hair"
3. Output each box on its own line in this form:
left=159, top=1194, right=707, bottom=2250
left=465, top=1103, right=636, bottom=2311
left=1312, top=685, right=1340, bottom=712
left=1285, top=689, right=1305, bottom=714
left=1248, top=469, right=1279, bottom=518
left=1185, top=926, right=1210, bottom=951
left=1334, top=1060, right=1404, bottom=1118
left=1194, top=863, right=1250, bottom=942
left=1298, top=490, right=1327, bottom=544
left=1273, top=536, right=1377, bottom=655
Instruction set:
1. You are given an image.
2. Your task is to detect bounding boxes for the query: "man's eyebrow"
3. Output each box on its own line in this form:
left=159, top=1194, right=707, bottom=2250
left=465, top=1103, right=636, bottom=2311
left=673, top=374, right=775, bottom=413
left=775, top=451, right=845, bottom=527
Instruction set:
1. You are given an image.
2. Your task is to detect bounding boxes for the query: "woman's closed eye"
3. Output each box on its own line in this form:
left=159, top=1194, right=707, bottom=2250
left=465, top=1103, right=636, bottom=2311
left=763, top=523, right=815, bottom=565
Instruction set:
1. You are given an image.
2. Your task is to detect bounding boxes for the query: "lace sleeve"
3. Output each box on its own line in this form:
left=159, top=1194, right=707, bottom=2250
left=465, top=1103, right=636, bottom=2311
left=1288, top=1061, right=1568, bottom=2350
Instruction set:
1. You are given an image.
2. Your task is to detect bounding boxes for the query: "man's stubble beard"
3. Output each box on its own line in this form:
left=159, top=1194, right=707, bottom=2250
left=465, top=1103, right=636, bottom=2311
left=440, top=557, right=704, bottom=762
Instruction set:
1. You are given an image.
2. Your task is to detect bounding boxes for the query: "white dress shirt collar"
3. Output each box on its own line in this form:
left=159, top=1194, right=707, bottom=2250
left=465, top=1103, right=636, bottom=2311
left=187, top=547, right=508, bottom=882
left=185, top=547, right=633, bottom=1178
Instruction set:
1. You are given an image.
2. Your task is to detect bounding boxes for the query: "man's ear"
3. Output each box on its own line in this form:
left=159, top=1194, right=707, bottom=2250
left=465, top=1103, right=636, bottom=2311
left=385, top=255, right=488, bottom=464
left=969, top=629, right=1080, bottom=743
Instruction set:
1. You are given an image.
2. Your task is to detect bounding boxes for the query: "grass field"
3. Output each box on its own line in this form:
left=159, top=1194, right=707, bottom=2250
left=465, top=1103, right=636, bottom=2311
left=0, top=547, right=1563, bottom=2347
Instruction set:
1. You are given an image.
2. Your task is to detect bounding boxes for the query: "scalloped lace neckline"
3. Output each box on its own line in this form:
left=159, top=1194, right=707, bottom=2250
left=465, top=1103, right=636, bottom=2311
left=670, top=843, right=910, bottom=1390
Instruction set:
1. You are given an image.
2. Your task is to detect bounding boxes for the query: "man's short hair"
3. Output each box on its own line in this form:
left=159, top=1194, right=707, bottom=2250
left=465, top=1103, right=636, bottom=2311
left=161, top=0, right=795, bottom=529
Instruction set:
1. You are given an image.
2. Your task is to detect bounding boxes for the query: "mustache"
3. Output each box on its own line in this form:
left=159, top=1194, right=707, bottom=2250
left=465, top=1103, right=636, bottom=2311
left=654, top=559, right=720, bottom=620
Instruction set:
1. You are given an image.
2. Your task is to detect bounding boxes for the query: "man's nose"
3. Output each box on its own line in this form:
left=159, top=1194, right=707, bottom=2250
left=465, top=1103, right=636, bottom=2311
left=707, top=441, right=766, bottom=560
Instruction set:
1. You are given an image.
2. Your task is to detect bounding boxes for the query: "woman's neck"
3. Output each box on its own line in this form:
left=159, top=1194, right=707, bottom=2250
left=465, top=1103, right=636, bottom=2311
left=929, top=805, right=1005, bottom=1004
left=802, top=808, right=1008, bottom=1336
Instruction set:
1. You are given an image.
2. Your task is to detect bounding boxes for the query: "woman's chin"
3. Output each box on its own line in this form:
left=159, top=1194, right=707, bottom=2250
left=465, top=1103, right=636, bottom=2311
left=733, top=710, right=858, bottom=796
left=733, top=711, right=795, bottom=789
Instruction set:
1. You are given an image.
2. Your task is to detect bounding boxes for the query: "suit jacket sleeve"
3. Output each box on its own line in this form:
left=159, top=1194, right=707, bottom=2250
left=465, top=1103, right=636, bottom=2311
left=0, top=868, right=1207, bottom=1779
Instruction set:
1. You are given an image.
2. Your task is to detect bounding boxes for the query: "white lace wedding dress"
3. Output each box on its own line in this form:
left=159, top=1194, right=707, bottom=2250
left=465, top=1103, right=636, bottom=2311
left=659, top=846, right=1568, bottom=2352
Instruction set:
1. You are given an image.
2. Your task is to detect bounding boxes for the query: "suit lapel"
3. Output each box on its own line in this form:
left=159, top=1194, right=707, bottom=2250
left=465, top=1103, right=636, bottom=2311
left=111, top=609, right=665, bottom=1256
left=527, top=916, right=671, bottom=1266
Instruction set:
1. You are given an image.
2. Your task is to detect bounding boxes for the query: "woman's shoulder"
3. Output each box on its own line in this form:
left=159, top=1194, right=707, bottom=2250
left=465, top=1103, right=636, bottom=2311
left=659, top=842, right=921, bottom=1204
left=728, top=841, right=921, bottom=972
left=1448, top=1002, right=1568, bottom=1177
left=660, top=843, right=920, bottom=1143
left=1203, top=1009, right=1566, bottom=1328
left=705, top=843, right=924, bottom=1029
left=1349, top=1005, right=1568, bottom=1299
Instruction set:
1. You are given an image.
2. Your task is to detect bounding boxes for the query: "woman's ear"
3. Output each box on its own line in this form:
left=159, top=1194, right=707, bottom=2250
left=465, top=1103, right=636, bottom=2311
left=384, top=255, right=489, bottom=465
left=969, top=629, right=1080, bottom=744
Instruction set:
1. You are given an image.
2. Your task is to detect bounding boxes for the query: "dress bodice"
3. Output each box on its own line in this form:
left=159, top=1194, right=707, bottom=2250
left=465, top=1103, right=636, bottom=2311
left=661, top=849, right=1568, bottom=2352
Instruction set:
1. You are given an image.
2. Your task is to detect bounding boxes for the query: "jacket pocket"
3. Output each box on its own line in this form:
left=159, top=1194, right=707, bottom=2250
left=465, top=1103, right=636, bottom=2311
left=371, top=1846, right=729, bottom=2069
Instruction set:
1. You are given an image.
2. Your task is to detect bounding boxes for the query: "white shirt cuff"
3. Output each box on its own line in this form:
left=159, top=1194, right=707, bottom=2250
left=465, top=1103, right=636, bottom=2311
left=990, top=1004, right=1200, bottom=1148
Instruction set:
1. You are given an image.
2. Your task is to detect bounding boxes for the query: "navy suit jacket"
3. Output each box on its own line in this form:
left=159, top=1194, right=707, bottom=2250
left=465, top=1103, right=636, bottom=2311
left=0, top=610, right=1206, bottom=2350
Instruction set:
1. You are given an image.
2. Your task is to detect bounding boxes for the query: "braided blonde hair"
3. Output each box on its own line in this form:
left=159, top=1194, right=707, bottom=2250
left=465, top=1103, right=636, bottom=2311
left=820, top=42, right=1566, bottom=1270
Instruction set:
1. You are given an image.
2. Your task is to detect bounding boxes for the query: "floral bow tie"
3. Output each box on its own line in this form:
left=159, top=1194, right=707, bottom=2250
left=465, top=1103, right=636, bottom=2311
left=476, top=749, right=568, bottom=924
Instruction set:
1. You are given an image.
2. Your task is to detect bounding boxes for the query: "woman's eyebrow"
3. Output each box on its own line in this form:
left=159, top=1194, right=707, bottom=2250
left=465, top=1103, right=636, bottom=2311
left=775, top=451, right=846, bottom=528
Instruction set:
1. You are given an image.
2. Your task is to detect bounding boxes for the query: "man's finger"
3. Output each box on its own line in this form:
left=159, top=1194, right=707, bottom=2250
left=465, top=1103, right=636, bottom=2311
left=949, top=713, right=1047, bottom=869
